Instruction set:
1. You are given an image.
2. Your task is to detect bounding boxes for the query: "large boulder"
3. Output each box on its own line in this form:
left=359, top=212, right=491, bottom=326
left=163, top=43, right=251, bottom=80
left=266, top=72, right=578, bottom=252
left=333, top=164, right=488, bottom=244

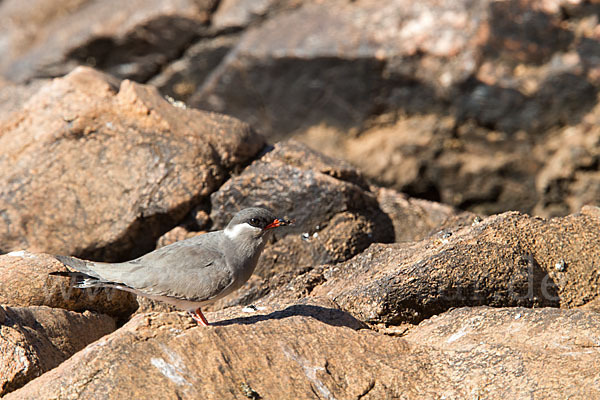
left=402, top=306, right=600, bottom=399
left=0, top=252, right=137, bottom=320
left=6, top=306, right=600, bottom=399
left=276, top=207, right=600, bottom=325
left=0, top=66, right=264, bottom=261
left=0, top=305, right=115, bottom=396
left=376, top=186, right=477, bottom=243
left=0, top=0, right=217, bottom=82
left=150, top=0, right=600, bottom=216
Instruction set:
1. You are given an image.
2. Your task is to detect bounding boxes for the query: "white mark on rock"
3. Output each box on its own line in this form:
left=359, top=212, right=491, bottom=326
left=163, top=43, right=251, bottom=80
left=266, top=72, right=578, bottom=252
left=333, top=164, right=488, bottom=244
left=6, top=250, right=35, bottom=258
left=447, top=327, right=469, bottom=343
left=151, top=357, right=188, bottom=386
left=281, top=345, right=336, bottom=400
left=151, top=345, right=191, bottom=386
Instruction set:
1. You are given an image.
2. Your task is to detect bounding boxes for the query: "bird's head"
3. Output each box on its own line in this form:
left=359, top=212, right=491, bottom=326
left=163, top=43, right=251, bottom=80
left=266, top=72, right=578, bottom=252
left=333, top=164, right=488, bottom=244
left=224, top=207, right=292, bottom=242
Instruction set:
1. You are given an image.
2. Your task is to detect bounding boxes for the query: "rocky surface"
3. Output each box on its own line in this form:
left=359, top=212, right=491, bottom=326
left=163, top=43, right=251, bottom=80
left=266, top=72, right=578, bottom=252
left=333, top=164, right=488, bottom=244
left=376, top=186, right=478, bottom=243
left=0, top=305, right=115, bottom=396
left=0, top=0, right=217, bottom=83
left=0, top=252, right=137, bottom=320
left=1, top=0, right=598, bottom=217
left=297, top=206, right=600, bottom=324
left=0, top=66, right=264, bottom=261
left=6, top=305, right=600, bottom=399
left=160, top=0, right=599, bottom=217
left=0, top=0, right=599, bottom=398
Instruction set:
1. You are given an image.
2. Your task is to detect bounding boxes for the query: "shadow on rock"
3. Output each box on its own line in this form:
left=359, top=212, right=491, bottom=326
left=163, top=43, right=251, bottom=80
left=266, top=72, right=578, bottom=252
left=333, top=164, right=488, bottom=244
left=212, top=304, right=366, bottom=330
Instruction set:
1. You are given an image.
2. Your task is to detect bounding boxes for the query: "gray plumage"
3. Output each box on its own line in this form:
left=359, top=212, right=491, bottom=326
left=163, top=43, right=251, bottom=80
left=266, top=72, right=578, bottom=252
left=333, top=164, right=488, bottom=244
left=53, top=208, right=289, bottom=317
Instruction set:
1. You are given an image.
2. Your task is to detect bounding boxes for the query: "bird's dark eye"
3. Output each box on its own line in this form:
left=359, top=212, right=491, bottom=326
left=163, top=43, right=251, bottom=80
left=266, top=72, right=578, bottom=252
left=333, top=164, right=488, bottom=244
left=249, top=218, right=260, bottom=227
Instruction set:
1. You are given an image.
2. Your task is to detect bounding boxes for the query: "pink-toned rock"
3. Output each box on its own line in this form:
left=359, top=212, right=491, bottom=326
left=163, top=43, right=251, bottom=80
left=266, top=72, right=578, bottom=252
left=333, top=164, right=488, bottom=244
left=6, top=305, right=600, bottom=399
left=0, top=305, right=115, bottom=396
left=0, top=66, right=264, bottom=261
left=0, top=252, right=137, bottom=319
left=283, top=207, right=600, bottom=325
left=376, top=186, right=478, bottom=243
left=0, top=0, right=216, bottom=82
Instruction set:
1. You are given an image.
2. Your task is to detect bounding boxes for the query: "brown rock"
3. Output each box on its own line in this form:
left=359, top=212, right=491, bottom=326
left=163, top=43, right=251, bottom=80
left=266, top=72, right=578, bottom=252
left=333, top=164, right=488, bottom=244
left=211, top=0, right=306, bottom=31
left=300, top=208, right=599, bottom=325
left=402, top=306, right=600, bottom=399
left=164, top=0, right=596, bottom=216
left=207, top=140, right=393, bottom=308
left=0, top=78, right=47, bottom=125
left=0, top=66, right=264, bottom=261
left=376, top=186, right=478, bottom=243
left=534, top=120, right=600, bottom=217
left=0, top=0, right=217, bottom=82
left=7, top=305, right=600, bottom=399
left=0, top=305, right=115, bottom=396
left=344, top=114, right=541, bottom=214
left=191, top=0, right=486, bottom=139
left=0, top=252, right=137, bottom=319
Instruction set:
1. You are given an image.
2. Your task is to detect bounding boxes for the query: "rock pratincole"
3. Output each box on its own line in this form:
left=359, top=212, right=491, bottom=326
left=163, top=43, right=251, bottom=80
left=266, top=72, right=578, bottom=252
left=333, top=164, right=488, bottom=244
left=52, top=208, right=292, bottom=326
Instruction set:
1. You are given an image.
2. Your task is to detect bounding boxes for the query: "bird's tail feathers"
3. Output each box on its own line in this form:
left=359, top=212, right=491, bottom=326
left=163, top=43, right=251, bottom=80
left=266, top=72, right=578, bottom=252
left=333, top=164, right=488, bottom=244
left=51, top=255, right=107, bottom=288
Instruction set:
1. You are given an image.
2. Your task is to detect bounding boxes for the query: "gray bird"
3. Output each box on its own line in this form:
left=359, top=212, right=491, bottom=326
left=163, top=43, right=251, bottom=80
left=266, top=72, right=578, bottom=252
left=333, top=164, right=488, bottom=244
left=52, top=208, right=291, bottom=326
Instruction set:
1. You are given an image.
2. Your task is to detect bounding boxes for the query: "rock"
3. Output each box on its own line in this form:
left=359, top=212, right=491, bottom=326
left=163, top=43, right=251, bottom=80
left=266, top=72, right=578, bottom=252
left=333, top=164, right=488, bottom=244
left=7, top=305, right=600, bottom=399
left=157, top=0, right=595, bottom=216
left=211, top=0, right=305, bottom=31
left=207, top=140, right=394, bottom=308
left=0, top=252, right=137, bottom=320
left=402, top=306, right=600, bottom=399
left=205, top=296, right=366, bottom=330
left=0, top=305, right=115, bottom=396
left=0, top=0, right=217, bottom=83
left=297, top=208, right=600, bottom=325
left=191, top=0, right=487, bottom=140
left=0, top=78, right=47, bottom=125
left=148, top=34, right=241, bottom=103
left=376, top=186, right=478, bottom=243
left=534, top=120, right=600, bottom=217
left=0, top=66, right=264, bottom=261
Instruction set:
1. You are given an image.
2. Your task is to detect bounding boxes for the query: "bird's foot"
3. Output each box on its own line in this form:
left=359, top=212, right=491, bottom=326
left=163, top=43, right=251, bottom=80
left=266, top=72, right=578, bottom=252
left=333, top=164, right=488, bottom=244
left=188, top=308, right=210, bottom=326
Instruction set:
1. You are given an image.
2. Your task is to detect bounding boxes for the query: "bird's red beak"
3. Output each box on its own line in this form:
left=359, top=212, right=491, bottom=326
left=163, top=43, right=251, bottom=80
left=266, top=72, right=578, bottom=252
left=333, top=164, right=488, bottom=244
left=265, top=219, right=283, bottom=230
left=265, top=218, right=293, bottom=230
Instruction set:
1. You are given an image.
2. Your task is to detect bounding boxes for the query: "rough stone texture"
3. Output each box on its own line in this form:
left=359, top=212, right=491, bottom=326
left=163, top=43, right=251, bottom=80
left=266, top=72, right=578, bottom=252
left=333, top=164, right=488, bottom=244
left=0, top=305, right=115, bottom=396
left=148, top=34, right=241, bottom=103
left=211, top=0, right=306, bottom=30
left=0, top=78, right=47, bottom=125
left=402, top=306, right=600, bottom=399
left=342, top=114, right=542, bottom=215
left=533, top=116, right=600, bottom=217
left=0, top=252, right=137, bottom=319
left=7, top=306, right=600, bottom=399
left=192, top=0, right=489, bottom=139
left=154, top=0, right=600, bottom=216
left=1, top=0, right=597, bottom=217
left=376, top=186, right=478, bottom=243
left=206, top=140, right=394, bottom=309
left=0, top=67, right=264, bottom=261
left=0, top=0, right=217, bottom=82
left=293, top=207, right=600, bottom=325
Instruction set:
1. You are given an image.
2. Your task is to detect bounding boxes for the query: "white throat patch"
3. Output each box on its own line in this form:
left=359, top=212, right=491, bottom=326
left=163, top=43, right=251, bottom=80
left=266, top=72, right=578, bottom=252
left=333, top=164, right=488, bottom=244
left=224, top=222, right=261, bottom=240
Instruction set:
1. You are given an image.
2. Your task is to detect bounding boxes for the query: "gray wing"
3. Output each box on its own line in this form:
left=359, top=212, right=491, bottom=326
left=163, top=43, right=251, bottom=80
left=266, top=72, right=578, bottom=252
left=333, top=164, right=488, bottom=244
left=61, top=232, right=234, bottom=302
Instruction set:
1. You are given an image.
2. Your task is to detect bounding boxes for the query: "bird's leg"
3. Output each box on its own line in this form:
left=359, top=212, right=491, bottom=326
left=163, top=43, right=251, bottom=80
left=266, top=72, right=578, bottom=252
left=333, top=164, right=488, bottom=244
left=188, top=308, right=210, bottom=326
